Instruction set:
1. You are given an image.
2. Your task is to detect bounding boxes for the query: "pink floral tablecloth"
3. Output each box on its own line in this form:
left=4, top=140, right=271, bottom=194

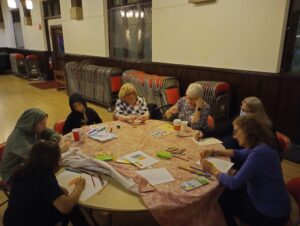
left=70, top=120, right=226, bottom=226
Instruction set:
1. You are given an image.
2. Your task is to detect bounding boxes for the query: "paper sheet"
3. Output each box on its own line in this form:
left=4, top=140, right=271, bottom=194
left=135, top=168, right=175, bottom=185
left=57, top=171, right=109, bottom=201
left=196, top=157, right=234, bottom=173
left=123, top=151, right=159, bottom=169
left=89, top=131, right=117, bottom=142
left=151, top=124, right=174, bottom=138
left=192, top=137, right=223, bottom=146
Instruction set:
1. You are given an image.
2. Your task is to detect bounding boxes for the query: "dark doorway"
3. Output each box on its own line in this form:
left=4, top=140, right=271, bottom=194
left=11, top=9, right=24, bottom=48
left=50, top=25, right=65, bottom=70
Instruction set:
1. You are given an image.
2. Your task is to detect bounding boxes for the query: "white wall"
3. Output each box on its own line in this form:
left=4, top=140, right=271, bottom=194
left=60, top=0, right=108, bottom=56
left=0, top=0, right=291, bottom=73
left=152, top=0, right=290, bottom=73
left=0, top=0, right=16, bottom=48
left=19, top=0, right=47, bottom=50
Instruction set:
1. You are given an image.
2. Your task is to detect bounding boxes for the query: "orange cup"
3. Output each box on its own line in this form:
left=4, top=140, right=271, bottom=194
left=72, top=128, right=80, bottom=141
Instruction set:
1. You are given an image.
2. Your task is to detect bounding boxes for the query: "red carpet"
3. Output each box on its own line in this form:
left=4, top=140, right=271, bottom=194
left=30, top=81, right=56, bottom=90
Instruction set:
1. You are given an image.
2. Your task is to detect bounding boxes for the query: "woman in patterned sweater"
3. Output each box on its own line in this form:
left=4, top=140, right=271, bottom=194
left=114, top=83, right=150, bottom=122
left=165, top=82, right=211, bottom=137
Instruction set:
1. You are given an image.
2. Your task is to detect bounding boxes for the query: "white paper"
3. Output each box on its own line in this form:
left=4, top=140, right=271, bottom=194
left=192, top=137, right=223, bottom=146
left=89, top=131, right=117, bottom=142
left=196, top=157, right=234, bottom=173
left=56, top=171, right=108, bottom=201
left=123, top=151, right=159, bottom=169
left=135, top=168, right=175, bottom=185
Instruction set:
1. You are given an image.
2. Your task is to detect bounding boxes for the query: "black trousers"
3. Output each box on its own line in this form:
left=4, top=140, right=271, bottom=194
left=50, top=205, right=90, bottom=226
left=219, top=187, right=289, bottom=226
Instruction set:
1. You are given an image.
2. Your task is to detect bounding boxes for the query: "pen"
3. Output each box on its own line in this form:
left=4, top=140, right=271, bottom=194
left=65, top=167, right=82, bottom=174
left=98, top=174, right=104, bottom=187
left=91, top=175, right=95, bottom=187
left=189, top=165, right=212, bottom=177
left=178, top=166, right=214, bottom=181
left=88, top=129, right=96, bottom=135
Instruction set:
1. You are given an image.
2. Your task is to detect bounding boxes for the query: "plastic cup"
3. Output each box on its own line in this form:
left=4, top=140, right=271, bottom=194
left=173, top=119, right=181, bottom=131
left=181, top=121, right=188, bottom=132
left=72, top=128, right=80, bottom=141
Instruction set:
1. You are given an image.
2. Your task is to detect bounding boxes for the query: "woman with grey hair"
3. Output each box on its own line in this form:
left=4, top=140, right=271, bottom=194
left=165, top=83, right=210, bottom=134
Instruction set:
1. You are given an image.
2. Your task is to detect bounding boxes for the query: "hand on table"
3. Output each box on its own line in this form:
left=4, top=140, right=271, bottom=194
left=201, top=159, right=220, bottom=177
left=74, top=177, right=86, bottom=193
left=199, top=149, right=214, bottom=160
left=193, top=130, right=204, bottom=141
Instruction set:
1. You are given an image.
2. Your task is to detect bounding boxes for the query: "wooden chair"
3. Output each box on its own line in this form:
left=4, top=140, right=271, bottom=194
left=0, top=143, right=10, bottom=207
left=53, top=120, right=65, bottom=134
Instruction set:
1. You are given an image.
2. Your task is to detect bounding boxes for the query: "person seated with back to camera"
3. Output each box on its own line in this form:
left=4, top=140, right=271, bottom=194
left=114, top=83, right=150, bottom=122
left=0, top=108, right=60, bottom=182
left=62, top=93, right=102, bottom=135
left=165, top=82, right=210, bottom=138
left=3, top=141, right=89, bottom=226
left=200, top=114, right=291, bottom=226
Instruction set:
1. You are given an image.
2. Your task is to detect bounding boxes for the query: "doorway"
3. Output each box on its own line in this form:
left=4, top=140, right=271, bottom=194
left=50, top=25, right=65, bottom=70
left=11, top=9, right=24, bottom=48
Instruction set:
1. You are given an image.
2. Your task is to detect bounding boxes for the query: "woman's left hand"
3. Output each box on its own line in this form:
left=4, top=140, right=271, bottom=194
left=201, top=159, right=220, bottom=177
left=195, top=98, right=203, bottom=108
left=138, top=115, right=147, bottom=121
left=193, top=130, right=204, bottom=141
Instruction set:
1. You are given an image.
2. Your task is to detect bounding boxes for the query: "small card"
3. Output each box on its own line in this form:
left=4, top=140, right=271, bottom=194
left=123, top=151, right=159, bottom=169
left=181, top=177, right=209, bottom=191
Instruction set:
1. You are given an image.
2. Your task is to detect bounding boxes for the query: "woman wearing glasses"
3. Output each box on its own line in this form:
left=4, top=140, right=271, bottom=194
left=200, top=114, right=290, bottom=226
left=114, top=83, right=150, bottom=122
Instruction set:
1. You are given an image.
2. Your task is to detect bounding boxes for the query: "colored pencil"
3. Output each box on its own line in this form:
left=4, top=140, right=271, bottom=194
left=91, top=175, right=95, bottom=187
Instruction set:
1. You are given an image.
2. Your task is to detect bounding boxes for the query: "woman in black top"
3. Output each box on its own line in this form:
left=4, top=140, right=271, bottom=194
left=3, top=141, right=88, bottom=226
left=62, top=93, right=102, bottom=135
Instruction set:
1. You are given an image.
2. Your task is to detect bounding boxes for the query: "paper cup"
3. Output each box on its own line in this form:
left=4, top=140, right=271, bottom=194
left=181, top=121, right=188, bottom=132
left=72, top=128, right=80, bottom=141
left=173, top=119, right=181, bottom=131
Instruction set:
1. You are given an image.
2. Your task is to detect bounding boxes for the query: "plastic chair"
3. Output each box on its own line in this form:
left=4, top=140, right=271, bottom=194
left=276, top=132, right=291, bottom=155
left=0, top=143, right=10, bottom=206
left=207, top=115, right=215, bottom=129
left=286, top=177, right=300, bottom=226
left=53, top=120, right=65, bottom=134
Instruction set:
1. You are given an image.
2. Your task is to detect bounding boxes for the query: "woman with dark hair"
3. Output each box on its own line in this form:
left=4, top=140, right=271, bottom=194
left=200, top=114, right=291, bottom=226
left=62, top=93, right=102, bottom=135
left=0, top=108, right=60, bottom=181
left=3, top=141, right=88, bottom=226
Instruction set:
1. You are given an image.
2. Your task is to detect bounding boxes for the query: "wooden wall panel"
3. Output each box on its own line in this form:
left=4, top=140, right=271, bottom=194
left=1, top=51, right=296, bottom=143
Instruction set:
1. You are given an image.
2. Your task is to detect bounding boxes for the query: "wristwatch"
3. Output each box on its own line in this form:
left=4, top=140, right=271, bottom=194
left=197, top=107, right=202, bottom=111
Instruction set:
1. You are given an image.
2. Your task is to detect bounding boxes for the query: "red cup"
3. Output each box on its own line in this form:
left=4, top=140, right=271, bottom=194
left=72, top=128, right=80, bottom=141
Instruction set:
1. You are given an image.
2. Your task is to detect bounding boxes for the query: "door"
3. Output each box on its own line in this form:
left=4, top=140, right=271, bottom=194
left=50, top=25, right=65, bottom=70
left=11, top=10, right=24, bottom=48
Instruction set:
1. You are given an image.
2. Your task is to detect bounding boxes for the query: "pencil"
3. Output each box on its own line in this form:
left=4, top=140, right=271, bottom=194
left=91, top=175, right=95, bottom=187
left=98, top=174, right=104, bottom=187
left=178, top=166, right=214, bottom=181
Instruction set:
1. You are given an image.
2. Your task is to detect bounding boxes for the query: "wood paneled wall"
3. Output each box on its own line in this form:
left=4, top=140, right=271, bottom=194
left=1, top=47, right=299, bottom=144
left=63, top=53, right=300, bottom=144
